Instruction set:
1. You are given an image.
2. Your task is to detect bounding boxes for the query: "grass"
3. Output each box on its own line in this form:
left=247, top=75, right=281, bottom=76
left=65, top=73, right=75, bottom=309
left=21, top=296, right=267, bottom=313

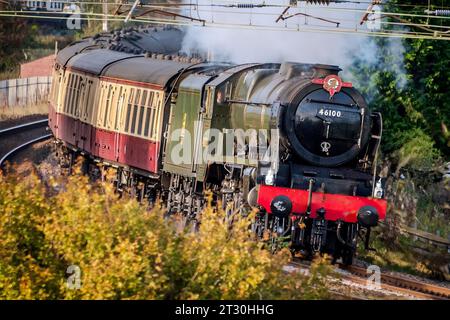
left=357, top=229, right=448, bottom=279
left=358, top=234, right=424, bottom=274
left=359, top=174, right=450, bottom=279
left=0, top=69, right=20, bottom=81
left=415, top=189, right=450, bottom=239
left=0, top=103, right=48, bottom=121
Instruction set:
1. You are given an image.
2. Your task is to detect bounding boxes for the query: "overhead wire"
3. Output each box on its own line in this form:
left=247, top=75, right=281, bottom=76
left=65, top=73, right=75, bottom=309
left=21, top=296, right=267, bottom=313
left=1, top=1, right=449, bottom=40
left=7, top=0, right=450, bottom=24
left=54, top=0, right=450, bottom=10
left=0, top=10, right=448, bottom=41
left=14, top=1, right=450, bottom=16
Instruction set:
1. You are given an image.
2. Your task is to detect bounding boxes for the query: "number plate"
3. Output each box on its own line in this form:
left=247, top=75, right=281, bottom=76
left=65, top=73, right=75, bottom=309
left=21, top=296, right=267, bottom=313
left=318, top=108, right=342, bottom=118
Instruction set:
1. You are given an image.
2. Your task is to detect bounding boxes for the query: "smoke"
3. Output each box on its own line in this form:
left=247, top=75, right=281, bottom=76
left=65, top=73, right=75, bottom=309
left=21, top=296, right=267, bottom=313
left=180, top=0, right=406, bottom=89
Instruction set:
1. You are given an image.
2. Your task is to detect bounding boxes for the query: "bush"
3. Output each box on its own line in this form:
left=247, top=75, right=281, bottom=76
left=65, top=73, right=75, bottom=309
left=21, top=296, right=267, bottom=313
left=0, top=173, right=62, bottom=299
left=394, top=128, right=441, bottom=174
left=0, top=169, right=331, bottom=299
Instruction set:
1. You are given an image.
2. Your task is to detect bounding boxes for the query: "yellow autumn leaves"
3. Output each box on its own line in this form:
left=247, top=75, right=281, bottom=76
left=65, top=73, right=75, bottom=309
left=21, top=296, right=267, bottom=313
left=0, top=168, right=331, bottom=299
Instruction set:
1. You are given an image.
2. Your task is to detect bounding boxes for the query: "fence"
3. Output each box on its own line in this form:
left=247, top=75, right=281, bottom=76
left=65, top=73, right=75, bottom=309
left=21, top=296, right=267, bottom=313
left=0, top=76, right=52, bottom=107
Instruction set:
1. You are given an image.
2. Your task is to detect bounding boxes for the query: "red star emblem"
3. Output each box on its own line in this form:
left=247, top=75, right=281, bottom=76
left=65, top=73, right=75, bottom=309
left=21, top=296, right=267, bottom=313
left=312, top=75, right=353, bottom=98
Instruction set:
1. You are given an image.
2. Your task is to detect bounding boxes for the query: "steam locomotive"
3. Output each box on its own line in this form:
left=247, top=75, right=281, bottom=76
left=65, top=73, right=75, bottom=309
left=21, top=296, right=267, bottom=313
left=49, top=26, right=387, bottom=265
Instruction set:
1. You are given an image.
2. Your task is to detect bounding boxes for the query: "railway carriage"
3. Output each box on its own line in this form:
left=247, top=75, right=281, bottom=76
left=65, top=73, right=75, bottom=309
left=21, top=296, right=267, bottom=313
left=49, top=26, right=387, bottom=264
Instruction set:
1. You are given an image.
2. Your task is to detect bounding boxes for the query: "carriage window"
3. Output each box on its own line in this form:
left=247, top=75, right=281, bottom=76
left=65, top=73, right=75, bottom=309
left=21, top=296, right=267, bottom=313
left=103, top=84, right=113, bottom=127
left=78, top=80, right=85, bottom=117
left=82, top=80, right=91, bottom=120
left=64, top=74, right=72, bottom=113
left=130, top=89, right=141, bottom=134
left=71, top=75, right=80, bottom=116
left=137, top=90, right=147, bottom=136
left=152, top=93, right=161, bottom=139
left=88, top=80, right=94, bottom=120
left=137, top=105, right=145, bottom=136
left=68, top=75, right=74, bottom=114
left=114, top=86, right=123, bottom=130
left=76, top=76, right=82, bottom=116
left=74, top=76, right=83, bottom=117
left=125, top=88, right=134, bottom=133
left=68, top=75, right=76, bottom=115
left=68, top=74, right=74, bottom=114
left=99, top=84, right=109, bottom=125
left=143, top=108, right=151, bottom=137
left=68, top=74, right=76, bottom=114
left=145, top=91, right=154, bottom=138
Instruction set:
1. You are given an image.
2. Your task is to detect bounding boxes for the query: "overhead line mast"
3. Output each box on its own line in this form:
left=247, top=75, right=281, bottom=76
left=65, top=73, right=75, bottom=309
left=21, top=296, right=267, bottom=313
left=102, top=0, right=108, bottom=31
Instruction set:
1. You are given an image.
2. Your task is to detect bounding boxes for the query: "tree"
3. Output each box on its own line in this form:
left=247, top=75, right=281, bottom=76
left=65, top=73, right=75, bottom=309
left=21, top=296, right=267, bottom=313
left=0, top=1, right=36, bottom=73
left=351, top=0, right=449, bottom=165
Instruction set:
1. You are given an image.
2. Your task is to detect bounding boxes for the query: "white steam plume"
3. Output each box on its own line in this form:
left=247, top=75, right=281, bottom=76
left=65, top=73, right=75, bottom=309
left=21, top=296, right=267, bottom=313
left=180, top=0, right=406, bottom=88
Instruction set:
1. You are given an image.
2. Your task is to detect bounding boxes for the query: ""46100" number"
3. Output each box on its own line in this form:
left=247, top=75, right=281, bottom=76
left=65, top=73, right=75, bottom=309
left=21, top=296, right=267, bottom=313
left=318, top=109, right=342, bottom=118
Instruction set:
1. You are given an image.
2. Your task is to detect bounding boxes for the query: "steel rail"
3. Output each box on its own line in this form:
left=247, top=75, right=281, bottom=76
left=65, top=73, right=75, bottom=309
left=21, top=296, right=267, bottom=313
left=0, top=119, right=48, bottom=136
left=0, top=134, right=53, bottom=168
left=343, top=264, right=450, bottom=300
left=290, top=258, right=449, bottom=300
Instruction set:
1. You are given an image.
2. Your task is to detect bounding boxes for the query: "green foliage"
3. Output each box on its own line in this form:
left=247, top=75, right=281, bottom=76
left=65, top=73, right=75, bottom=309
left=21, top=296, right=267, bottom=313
left=415, top=181, right=450, bottom=238
left=0, top=2, right=37, bottom=73
left=357, top=233, right=434, bottom=277
left=0, top=173, right=62, bottom=299
left=350, top=0, right=449, bottom=163
left=395, top=128, right=441, bottom=172
left=0, top=170, right=331, bottom=299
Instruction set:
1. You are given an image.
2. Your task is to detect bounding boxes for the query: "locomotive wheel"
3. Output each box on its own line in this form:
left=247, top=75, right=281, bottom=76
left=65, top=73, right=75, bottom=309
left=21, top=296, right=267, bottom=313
left=340, top=247, right=355, bottom=266
left=266, top=216, right=291, bottom=253
left=331, top=240, right=355, bottom=266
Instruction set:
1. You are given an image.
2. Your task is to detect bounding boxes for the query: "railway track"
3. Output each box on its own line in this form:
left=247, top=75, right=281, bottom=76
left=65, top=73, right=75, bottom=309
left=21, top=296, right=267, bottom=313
left=1, top=119, right=447, bottom=300
left=341, top=264, right=450, bottom=300
left=0, top=119, right=52, bottom=168
left=289, top=258, right=450, bottom=300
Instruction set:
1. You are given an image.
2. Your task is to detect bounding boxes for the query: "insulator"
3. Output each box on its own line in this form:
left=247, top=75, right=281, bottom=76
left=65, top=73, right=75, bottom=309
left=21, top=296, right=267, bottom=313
left=237, top=3, right=255, bottom=8
left=228, top=3, right=265, bottom=8
left=305, top=0, right=330, bottom=5
left=434, top=9, right=450, bottom=16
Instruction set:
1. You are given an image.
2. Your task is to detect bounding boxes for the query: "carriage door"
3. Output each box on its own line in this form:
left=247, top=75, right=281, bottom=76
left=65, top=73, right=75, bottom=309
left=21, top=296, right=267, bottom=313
left=74, top=77, right=86, bottom=149
left=80, top=79, right=93, bottom=152
left=114, top=87, right=126, bottom=161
